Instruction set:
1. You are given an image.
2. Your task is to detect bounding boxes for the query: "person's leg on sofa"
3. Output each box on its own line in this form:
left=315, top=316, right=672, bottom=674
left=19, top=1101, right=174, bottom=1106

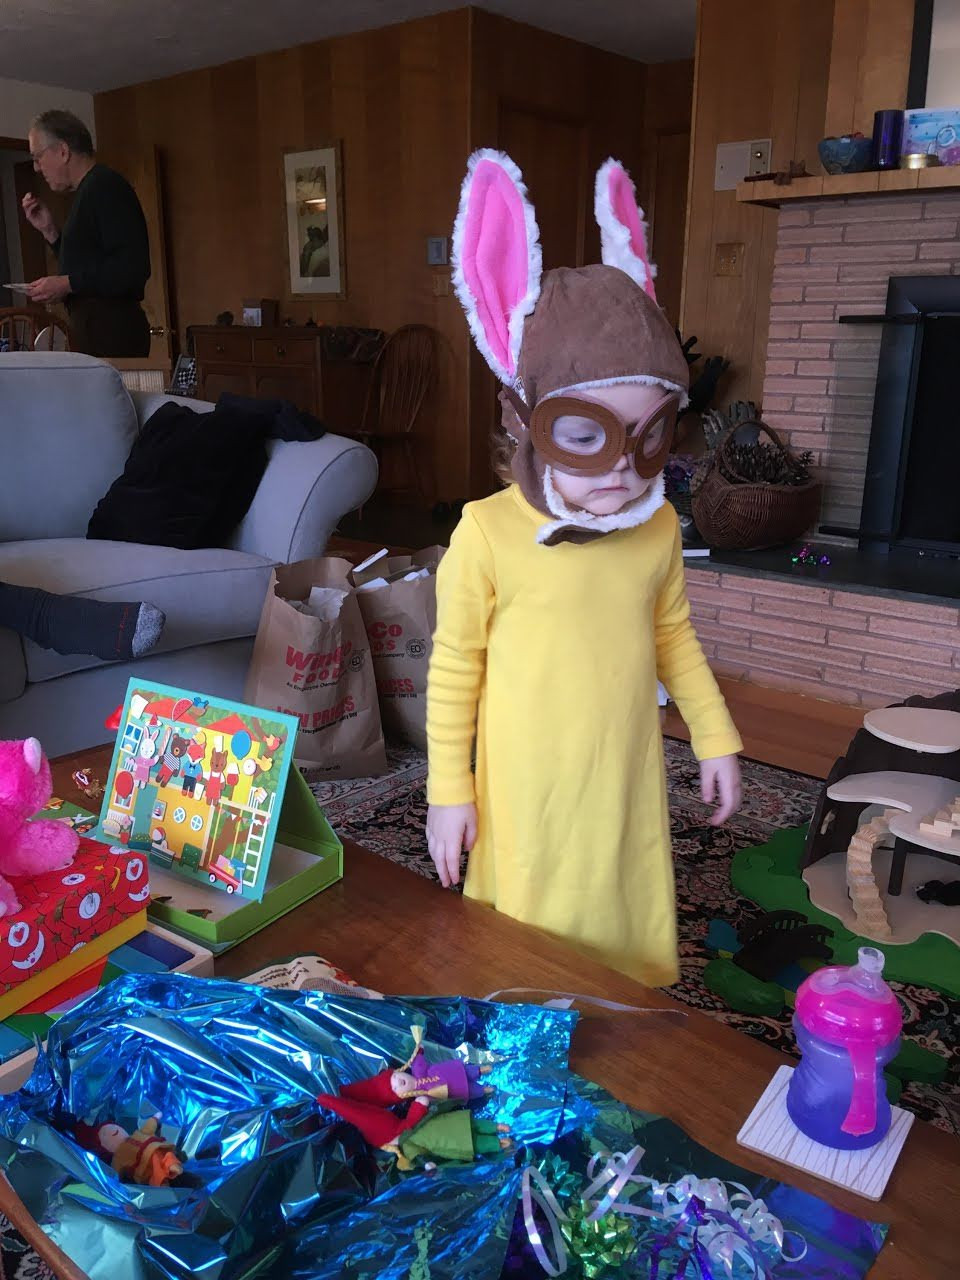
left=0, top=581, right=165, bottom=662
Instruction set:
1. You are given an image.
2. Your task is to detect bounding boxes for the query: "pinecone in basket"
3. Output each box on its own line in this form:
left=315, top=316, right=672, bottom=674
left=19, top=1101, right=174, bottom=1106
left=721, top=442, right=814, bottom=486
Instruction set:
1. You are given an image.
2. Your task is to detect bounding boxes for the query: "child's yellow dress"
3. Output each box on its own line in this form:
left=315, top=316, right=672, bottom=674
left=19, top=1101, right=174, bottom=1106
left=426, top=486, right=742, bottom=987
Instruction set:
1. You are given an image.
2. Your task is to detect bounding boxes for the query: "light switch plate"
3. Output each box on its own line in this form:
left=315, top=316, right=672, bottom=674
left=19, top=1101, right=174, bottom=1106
left=427, top=236, right=449, bottom=266
left=714, top=242, right=745, bottom=276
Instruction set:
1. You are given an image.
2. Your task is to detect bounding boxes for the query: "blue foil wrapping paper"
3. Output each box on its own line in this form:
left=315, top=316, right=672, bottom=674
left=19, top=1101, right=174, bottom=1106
left=0, top=974, right=888, bottom=1279
left=0, top=973, right=573, bottom=1279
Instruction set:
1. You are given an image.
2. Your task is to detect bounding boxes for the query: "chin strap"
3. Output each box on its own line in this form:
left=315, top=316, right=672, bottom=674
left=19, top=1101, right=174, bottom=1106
left=501, top=383, right=532, bottom=426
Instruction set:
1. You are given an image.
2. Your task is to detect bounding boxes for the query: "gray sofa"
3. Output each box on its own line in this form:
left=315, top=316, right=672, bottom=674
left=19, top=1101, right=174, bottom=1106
left=0, top=353, right=377, bottom=755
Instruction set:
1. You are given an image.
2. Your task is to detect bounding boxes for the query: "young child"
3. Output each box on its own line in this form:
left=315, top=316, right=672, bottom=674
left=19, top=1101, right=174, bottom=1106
left=425, top=152, right=743, bottom=988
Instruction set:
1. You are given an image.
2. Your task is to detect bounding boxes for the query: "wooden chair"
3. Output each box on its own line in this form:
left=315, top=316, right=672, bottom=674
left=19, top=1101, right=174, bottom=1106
left=0, top=306, right=69, bottom=352
left=349, top=324, right=435, bottom=504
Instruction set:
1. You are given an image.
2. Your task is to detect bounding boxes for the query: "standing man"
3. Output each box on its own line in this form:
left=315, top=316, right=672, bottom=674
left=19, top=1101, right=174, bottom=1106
left=21, top=109, right=151, bottom=357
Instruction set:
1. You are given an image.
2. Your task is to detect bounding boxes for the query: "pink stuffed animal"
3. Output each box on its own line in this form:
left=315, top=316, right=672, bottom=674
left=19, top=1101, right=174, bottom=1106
left=0, top=738, right=79, bottom=917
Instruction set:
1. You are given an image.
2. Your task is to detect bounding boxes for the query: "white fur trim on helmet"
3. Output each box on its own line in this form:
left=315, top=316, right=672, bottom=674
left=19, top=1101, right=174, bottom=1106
left=540, top=373, right=689, bottom=410
left=537, top=470, right=667, bottom=544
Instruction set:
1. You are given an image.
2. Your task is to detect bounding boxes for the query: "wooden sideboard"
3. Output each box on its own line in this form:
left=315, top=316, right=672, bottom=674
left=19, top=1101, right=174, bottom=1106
left=191, top=325, right=380, bottom=432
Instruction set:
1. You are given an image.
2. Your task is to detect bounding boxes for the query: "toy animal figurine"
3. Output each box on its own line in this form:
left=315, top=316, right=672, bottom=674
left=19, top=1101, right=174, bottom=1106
left=77, top=1116, right=184, bottom=1187
left=133, top=726, right=159, bottom=788
left=154, top=729, right=188, bottom=787
left=0, top=738, right=79, bottom=916
left=205, top=745, right=229, bottom=804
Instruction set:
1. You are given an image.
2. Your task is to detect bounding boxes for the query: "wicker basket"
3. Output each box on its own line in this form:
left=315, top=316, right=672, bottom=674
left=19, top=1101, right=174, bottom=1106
left=691, top=421, right=821, bottom=551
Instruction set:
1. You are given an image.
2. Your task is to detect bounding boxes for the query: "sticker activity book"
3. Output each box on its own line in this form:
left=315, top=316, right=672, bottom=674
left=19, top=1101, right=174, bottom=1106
left=97, top=682, right=300, bottom=902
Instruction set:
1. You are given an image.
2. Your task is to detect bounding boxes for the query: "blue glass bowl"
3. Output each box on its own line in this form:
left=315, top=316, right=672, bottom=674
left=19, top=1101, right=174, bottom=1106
left=818, top=135, right=874, bottom=175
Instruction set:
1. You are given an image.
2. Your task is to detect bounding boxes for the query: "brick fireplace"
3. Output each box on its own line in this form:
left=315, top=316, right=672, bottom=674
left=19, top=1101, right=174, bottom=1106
left=683, top=188, right=960, bottom=710
left=761, top=190, right=960, bottom=530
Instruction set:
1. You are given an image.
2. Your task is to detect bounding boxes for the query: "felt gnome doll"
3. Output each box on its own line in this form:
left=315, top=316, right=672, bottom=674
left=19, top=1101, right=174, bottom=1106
left=75, top=1116, right=184, bottom=1187
left=452, top=151, right=690, bottom=546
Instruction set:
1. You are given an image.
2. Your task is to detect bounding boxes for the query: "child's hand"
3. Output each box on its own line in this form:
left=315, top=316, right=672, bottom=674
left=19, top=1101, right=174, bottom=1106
left=426, top=803, right=477, bottom=887
left=700, top=754, right=742, bottom=826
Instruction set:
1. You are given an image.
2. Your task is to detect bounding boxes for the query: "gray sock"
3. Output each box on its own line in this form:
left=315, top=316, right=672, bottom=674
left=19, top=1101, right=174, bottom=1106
left=131, top=603, right=166, bottom=658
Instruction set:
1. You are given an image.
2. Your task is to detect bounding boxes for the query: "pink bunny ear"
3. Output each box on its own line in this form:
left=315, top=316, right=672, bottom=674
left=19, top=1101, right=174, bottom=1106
left=594, top=158, right=657, bottom=300
left=452, top=150, right=542, bottom=384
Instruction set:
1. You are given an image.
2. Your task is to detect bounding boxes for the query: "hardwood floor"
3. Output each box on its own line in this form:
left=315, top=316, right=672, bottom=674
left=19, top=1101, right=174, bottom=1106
left=664, top=676, right=863, bottom=779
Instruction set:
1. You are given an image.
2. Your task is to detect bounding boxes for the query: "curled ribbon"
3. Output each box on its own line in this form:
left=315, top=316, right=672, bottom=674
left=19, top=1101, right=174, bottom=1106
left=521, top=1147, right=807, bottom=1278
left=649, top=1175, right=808, bottom=1275
left=522, top=1162, right=570, bottom=1277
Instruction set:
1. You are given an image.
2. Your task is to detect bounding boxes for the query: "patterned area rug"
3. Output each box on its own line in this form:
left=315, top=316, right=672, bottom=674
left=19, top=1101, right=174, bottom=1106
left=0, top=1214, right=55, bottom=1279
left=311, top=736, right=959, bottom=1137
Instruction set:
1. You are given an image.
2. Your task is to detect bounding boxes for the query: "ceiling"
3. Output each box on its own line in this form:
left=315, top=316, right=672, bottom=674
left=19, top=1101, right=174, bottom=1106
left=0, top=0, right=697, bottom=94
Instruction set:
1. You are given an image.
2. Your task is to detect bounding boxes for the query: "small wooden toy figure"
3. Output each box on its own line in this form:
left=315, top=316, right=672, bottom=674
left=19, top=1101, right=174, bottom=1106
left=77, top=1116, right=184, bottom=1186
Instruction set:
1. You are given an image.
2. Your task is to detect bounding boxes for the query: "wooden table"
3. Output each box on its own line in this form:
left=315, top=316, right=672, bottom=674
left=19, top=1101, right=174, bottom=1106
left=3, top=748, right=957, bottom=1279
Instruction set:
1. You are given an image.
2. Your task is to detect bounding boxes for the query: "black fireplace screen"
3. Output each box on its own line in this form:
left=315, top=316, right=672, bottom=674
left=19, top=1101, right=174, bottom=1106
left=860, top=276, right=960, bottom=558
left=899, top=314, right=960, bottom=548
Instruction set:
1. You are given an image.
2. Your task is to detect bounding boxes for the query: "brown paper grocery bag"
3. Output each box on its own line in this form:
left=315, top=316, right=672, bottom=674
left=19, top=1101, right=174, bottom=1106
left=244, top=556, right=387, bottom=778
left=353, top=547, right=444, bottom=750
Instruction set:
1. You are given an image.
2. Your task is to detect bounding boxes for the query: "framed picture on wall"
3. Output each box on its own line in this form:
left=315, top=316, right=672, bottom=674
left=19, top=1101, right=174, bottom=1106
left=283, top=143, right=345, bottom=299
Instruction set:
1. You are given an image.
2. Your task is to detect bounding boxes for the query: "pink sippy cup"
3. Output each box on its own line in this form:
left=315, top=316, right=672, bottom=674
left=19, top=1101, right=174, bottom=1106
left=786, top=946, right=902, bottom=1150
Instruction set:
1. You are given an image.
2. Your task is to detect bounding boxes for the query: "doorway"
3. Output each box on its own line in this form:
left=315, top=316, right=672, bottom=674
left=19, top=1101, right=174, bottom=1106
left=0, top=135, right=73, bottom=319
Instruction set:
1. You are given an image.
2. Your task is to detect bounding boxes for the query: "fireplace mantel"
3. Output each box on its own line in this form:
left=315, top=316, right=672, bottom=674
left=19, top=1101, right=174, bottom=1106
left=737, top=168, right=960, bottom=208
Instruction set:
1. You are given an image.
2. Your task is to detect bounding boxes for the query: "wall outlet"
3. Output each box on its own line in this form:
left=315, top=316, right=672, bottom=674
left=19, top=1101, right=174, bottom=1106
left=427, top=236, right=449, bottom=266
left=714, top=139, right=772, bottom=190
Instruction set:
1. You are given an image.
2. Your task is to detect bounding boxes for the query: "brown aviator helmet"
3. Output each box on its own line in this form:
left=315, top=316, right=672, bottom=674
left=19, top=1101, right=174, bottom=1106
left=453, top=153, right=689, bottom=543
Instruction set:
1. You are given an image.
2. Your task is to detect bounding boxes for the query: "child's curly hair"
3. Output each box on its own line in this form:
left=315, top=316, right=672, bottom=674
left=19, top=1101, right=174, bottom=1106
left=492, top=389, right=523, bottom=487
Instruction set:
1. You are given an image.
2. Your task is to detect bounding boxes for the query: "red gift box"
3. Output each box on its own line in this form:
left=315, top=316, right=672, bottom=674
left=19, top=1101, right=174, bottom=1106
left=0, top=837, right=149, bottom=1016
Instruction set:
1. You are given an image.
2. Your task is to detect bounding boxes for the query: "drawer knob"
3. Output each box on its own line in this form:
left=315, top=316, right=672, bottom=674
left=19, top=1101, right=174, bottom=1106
left=276, top=345, right=286, bottom=357
left=215, top=344, right=224, bottom=354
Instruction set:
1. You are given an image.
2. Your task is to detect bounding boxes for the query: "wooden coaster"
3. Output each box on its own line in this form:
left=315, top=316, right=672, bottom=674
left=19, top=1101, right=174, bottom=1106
left=736, top=1066, right=913, bottom=1201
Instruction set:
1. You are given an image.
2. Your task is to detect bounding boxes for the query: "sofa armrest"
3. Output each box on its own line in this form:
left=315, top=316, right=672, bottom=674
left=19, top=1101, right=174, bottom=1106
left=230, top=435, right=378, bottom=564
left=132, top=390, right=215, bottom=425
left=130, top=393, right=377, bottom=562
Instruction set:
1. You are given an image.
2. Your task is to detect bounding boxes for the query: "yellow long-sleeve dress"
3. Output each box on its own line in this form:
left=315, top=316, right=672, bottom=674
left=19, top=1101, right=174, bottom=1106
left=426, top=486, right=742, bottom=987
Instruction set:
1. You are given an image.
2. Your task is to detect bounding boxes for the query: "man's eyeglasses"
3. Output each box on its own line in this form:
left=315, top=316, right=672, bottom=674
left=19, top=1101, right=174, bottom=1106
left=30, top=144, right=54, bottom=166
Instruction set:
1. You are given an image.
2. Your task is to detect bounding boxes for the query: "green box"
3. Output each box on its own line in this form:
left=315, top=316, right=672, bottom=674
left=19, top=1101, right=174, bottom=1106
left=146, top=769, right=343, bottom=951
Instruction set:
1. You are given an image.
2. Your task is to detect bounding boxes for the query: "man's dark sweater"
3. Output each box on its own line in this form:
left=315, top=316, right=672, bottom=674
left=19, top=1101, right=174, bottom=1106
left=55, top=163, right=150, bottom=300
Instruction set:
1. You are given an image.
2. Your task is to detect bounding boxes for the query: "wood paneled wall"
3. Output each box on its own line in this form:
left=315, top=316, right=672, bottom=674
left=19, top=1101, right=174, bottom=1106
left=639, top=60, right=695, bottom=329
left=95, top=8, right=686, bottom=502
left=681, top=0, right=836, bottom=405
left=824, top=0, right=916, bottom=136
left=95, top=11, right=472, bottom=500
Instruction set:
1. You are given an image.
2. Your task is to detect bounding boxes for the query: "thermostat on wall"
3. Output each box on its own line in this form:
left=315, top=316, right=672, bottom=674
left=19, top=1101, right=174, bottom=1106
left=715, top=139, right=771, bottom=190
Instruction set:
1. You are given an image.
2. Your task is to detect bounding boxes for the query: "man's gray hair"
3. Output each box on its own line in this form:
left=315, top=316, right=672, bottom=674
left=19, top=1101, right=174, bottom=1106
left=31, top=109, right=94, bottom=157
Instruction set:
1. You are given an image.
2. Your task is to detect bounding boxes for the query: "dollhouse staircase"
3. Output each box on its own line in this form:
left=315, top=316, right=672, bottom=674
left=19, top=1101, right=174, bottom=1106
left=845, top=811, right=898, bottom=941
left=918, top=796, right=960, bottom=840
